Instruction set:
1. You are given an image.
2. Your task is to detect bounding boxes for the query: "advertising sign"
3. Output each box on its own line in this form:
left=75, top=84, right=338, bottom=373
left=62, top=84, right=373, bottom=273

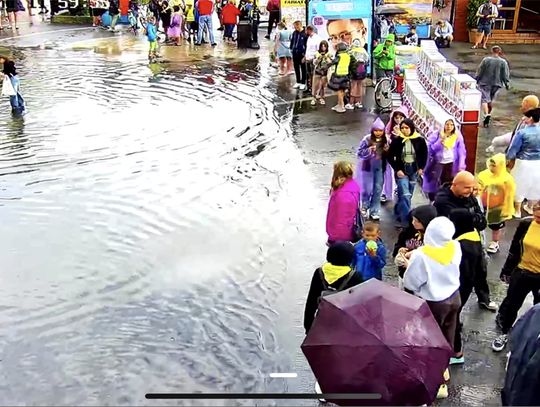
left=375, top=0, right=433, bottom=38
left=308, top=0, right=372, bottom=51
left=280, top=0, right=307, bottom=26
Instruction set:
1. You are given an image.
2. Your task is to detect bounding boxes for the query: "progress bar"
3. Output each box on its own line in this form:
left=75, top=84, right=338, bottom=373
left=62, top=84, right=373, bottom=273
left=145, top=393, right=382, bottom=400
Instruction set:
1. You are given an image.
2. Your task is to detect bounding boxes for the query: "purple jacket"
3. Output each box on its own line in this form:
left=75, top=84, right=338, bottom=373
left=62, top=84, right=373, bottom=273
left=423, top=127, right=467, bottom=194
left=326, top=178, right=360, bottom=243
left=355, top=134, right=389, bottom=198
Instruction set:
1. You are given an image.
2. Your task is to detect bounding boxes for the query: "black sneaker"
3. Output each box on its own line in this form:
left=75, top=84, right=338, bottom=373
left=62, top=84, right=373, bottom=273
left=483, top=114, right=491, bottom=128
left=264, top=34, right=270, bottom=39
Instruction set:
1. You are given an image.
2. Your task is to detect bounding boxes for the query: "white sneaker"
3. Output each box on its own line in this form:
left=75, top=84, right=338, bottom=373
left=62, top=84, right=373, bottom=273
left=298, top=84, right=307, bottom=90
left=487, top=241, right=500, bottom=254
left=345, top=103, right=354, bottom=110
left=319, top=98, right=326, bottom=105
left=335, top=106, right=346, bottom=113
left=293, top=83, right=300, bottom=89
left=354, top=102, right=364, bottom=109
left=310, top=98, right=317, bottom=106
left=331, top=105, right=339, bottom=111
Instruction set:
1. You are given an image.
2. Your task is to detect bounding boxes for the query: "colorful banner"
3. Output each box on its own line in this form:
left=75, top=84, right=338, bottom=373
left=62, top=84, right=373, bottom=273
left=308, top=0, right=372, bottom=63
left=375, top=0, right=433, bottom=38
left=280, top=0, right=307, bottom=26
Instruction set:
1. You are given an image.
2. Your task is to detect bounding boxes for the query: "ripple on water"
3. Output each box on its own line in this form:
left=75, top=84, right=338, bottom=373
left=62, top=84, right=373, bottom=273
left=0, top=42, right=314, bottom=405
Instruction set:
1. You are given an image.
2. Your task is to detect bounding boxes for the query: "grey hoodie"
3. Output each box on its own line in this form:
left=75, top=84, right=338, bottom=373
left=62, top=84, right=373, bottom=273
left=476, top=55, right=510, bottom=88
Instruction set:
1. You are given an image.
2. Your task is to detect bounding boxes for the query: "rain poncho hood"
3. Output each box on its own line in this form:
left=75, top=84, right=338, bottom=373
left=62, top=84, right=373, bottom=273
left=321, top=263, right=352, bottom=284
left=386, top=105, right=409, bottom=137
left=403, top=216, right=461, bottom=302
left=477, top=153, right=516, bottom=222
left=421, top=217, right=456, bottom=265
left=385, top=33, right=395, bottom=44
left=372, top=117, right=385, bottom=131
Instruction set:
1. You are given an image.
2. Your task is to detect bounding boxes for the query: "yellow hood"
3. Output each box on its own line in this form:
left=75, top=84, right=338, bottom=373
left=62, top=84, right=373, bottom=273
left=322, top=263, right=352, bottom=285
left=477, top=153, right=516, bottom=217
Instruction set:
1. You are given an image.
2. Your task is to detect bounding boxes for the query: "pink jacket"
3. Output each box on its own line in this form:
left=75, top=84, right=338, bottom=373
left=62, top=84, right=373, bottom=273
left=326, top=178, right=360, bottom=243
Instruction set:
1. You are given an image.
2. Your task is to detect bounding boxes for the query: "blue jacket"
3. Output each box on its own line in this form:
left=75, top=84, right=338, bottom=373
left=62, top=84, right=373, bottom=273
left=353, top=238, right=387, bottom=281
left=146, top=22, right=157, bottom=41
left=507, top=124, right=540, bottom=161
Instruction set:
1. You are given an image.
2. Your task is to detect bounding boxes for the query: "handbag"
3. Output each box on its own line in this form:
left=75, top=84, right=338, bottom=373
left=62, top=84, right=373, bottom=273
left=2, top=75, right=16, bottom=97
left=352, top=199, right=364, bottom=243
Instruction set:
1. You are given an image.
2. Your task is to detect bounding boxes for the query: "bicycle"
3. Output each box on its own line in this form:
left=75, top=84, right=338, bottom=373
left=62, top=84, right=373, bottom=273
left=374, top=73, right=397, bottom=110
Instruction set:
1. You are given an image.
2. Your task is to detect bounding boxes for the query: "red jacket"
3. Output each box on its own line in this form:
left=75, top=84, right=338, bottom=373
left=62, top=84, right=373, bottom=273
left=266, top=0, right=280, bottom=11
left=197, top=0, right=213, bottom=15
left=221, top=3, right=240, bottom=24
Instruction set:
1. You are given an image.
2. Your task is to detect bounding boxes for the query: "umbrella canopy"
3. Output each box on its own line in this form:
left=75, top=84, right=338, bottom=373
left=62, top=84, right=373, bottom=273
left=375, top=5, right=407, bottom=15
left=301, top=279, right=452, bottom=406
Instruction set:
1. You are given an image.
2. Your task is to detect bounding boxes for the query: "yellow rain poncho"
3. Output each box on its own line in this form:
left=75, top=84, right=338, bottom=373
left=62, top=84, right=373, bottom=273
left=477, top=153, right=516, bottom=224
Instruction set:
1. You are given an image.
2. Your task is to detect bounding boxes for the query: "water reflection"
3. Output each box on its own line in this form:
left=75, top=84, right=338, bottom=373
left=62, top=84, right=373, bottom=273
left=0, top=37, right=325, bottom=405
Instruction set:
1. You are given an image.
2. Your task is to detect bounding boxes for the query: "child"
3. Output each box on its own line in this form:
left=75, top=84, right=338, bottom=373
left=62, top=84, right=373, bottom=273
left=145, top=16, right=159, bottom=62
left=403, top=216, right=461, bottom=399
left=356, top=117, right=389, bottom=220
left=353, top=222, right=387, bottom=281
left=1, top=57, right=26, bottom=116
left=303, top=241, right=363, bottom=334
left=347, top=38, right=369, bottom=110
left=167, top=5, right=183, bottom=45
left=311, top=40, right=332, bottom=105
left=372, top=33, right=395, bottom=80
left=393, top=204, right=437, bottom=287
left=385, top=105, right=408, bottom=139
left=221, top=0, right=240, bottom=42
left=328, top=42, right=352, bottom=114
left=477, top=153, right=516, bottom=254
left=184, top=2, right=197, bottom=42
left=404, top=25, right=418, bottom=46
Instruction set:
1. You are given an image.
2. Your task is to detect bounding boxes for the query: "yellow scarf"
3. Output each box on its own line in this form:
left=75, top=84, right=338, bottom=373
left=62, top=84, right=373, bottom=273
left=322, top=263, right=352, bottom=284
left=457, top=230, right=481, bottom=242
left=399, top=131, right=420, bottom=141
left=441, top=132, right=457, bottom=149
left=420, top=242, right=455, bottom=265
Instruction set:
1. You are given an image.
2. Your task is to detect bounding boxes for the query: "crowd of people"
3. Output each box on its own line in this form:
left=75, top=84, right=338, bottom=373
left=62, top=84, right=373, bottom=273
left=304, top=93, right=540, bottom=401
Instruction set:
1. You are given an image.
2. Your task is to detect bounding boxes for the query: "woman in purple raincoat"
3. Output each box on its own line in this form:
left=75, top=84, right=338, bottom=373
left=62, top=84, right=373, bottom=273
left=423, top=118, right=467, bottom=201
left=326, top=161, right=361, bottom=245
left=382, top=105, right=409, bottom=203
left=355, top=117, right=389, bottom=220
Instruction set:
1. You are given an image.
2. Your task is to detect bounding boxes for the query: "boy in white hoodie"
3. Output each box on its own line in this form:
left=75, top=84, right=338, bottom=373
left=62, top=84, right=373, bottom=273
left=403, top=216, right=462, bottom=399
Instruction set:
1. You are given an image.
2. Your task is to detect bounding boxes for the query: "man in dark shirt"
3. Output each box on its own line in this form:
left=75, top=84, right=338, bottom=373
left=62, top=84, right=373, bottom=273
left=434, top=171, right=497, bottom=312
left=290, top=20, right=308, bottom=91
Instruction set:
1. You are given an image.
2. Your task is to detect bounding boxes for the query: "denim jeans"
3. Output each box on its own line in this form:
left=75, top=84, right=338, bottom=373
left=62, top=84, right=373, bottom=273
left=197, top=14, right=215, bottom=44
left=395, top=163, right=417, bottom=225
left=224, top=23, right=234, bottom=39
left=363, top=160, right=384, bottom=217
left=9, top=76, right=25, bottom=115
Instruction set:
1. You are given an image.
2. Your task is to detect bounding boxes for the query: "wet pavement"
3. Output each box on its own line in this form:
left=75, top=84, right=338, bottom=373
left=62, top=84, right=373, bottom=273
left=0, top=24, right=538, bottom=405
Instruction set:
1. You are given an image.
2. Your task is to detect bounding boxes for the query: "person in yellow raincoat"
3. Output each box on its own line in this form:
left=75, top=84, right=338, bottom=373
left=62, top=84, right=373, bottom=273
left=477, top=153, right=516, bottom=254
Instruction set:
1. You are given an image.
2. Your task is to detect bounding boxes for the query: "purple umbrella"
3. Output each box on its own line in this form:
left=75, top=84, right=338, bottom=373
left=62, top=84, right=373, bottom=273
left=301, top=279, right=452, bottom=406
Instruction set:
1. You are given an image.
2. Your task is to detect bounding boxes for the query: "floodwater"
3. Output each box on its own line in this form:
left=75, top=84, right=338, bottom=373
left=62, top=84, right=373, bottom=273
left=0, top=35, right=327, bottom=405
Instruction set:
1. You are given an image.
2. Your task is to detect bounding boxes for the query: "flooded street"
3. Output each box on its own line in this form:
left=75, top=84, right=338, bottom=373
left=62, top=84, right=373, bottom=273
left=0, top=24, right=537, bottom=406
left=0, top=30, right=326, bottom=405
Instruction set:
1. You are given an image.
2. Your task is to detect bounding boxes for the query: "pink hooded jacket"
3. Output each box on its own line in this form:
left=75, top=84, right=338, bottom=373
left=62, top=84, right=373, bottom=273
left=326, top=178, right=361, bottom=243
left=385, top=105, right=409, bottom=139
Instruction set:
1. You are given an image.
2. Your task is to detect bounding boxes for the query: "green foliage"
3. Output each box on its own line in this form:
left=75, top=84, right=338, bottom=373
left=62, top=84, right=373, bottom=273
left=467, top=0, right=485, bottom=29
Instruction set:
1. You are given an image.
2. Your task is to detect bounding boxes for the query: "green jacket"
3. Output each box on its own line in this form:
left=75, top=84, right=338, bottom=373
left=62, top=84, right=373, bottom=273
left=373, top=34, right=396, bottom=71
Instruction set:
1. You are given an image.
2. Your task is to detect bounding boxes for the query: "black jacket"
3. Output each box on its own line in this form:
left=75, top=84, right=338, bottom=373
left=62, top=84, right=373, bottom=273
left=433, top=185, right=487, bottom=234
left=387, top=135, right=428, bottom=173
left=290, top=29, right=307, bottom=56
left=502, top=304, right=540, bottom=406
left=501, top=218, right=533, bottom=279
left=303, top=267, right=363, bottom=334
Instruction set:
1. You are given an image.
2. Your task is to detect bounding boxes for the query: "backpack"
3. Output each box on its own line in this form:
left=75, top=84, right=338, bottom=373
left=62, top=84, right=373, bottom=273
left=318, top=268, right=356, bottom=304
left=478, top=3, right=492, bottom=24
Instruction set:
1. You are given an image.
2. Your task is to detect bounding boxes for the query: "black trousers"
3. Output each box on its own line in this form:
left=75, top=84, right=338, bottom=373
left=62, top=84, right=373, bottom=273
left=267, top=10, right=280, bottom=36
left=306, top=60, right=314, bottom=91
left=497, top=268, right=540, bottom=334
left=292, top=53, right=306, bottom=84
left=454, top=240, right=489, bottom=353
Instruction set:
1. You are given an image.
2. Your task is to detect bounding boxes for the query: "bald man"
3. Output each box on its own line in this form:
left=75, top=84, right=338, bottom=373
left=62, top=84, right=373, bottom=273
left=434, top=171, right=496, bottom=313
left=487, top=94, right=539, bottom=154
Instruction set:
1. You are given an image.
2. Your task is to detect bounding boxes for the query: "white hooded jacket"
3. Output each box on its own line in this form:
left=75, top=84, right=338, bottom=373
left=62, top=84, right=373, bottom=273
left=403, top=217, right=461, bottom=302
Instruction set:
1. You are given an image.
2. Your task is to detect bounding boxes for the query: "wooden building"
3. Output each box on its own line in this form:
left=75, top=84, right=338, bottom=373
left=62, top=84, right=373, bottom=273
left=453, top=0, right=540, bottom=44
